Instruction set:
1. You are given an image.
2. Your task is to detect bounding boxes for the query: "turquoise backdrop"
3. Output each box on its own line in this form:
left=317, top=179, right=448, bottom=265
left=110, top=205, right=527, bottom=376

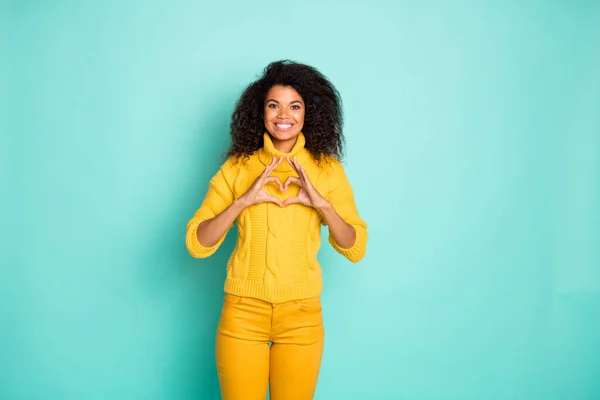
left=2, top=1, right=599, bottom=399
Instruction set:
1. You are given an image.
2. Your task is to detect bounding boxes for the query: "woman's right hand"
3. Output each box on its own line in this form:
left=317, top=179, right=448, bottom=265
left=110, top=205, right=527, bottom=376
left=238, top=156, right=284, bottom=208
left=195, top=156, right=283, bottom=249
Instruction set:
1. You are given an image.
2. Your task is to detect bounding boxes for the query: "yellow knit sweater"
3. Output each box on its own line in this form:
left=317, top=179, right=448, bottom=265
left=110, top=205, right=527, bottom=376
left=185, top=132, right=368, bottom=303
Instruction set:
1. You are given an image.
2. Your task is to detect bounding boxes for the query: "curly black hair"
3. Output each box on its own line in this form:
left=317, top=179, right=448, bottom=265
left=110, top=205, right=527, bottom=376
left=227, top=60, right=344, bottom=161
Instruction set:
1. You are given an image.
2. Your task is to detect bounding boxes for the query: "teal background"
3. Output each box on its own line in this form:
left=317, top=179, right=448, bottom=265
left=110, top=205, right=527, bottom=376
left=2, top=0, right=599, bottom=399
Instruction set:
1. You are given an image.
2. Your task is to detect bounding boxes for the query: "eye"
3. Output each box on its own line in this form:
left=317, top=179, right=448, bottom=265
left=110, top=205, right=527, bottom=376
left=268, top=103, right=277, bottom=108
left=291, top=105, right=301, bottom=110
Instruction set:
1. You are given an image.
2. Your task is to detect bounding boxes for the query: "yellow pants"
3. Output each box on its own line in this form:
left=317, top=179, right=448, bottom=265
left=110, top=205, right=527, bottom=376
left=216, top=293, right=325, bottom=400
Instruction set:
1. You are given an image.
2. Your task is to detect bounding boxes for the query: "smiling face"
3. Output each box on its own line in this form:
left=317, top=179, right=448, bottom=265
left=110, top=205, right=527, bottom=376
left=263, top=85, right=305, bottom=152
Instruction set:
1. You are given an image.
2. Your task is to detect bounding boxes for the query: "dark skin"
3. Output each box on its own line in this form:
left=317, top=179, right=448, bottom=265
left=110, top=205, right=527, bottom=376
left=196, top=85, right=356, bottom=249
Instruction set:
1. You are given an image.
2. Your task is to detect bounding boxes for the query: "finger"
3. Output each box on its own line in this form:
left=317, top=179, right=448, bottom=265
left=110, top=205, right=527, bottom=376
left=273, top=156, right=283, bottom=169
left=293, top=157, right=309, bottom=184
left=261, top=156, right=283, bottom=180
left=284, top=176, right=301, bottom=190
left=260, top=157, right=275, bottom=177
left=286, top=155, right=299, bottom=174
left=282, top=196, right=301, bottom=206
left=288, top=156, right=306, bottom=186
left=263, top=194, right=283, bottom=207
left=269, top=156, right=279, bottom=169
left=299, top=165, right=313, bottom=187
left=291, top=155, right=299, bottom=170
left=263, top=176, right=280, bottom=190
left=267, top=156, right=283, bottom=176
left=275, top=177, right=286, bottom=191
left=293, top=157, right=306, bottom=179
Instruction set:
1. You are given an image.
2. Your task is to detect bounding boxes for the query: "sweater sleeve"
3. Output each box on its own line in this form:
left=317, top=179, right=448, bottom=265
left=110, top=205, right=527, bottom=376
left=324, top=161, right=368, bottom=263
left=185, top=163, right=236, bottom=258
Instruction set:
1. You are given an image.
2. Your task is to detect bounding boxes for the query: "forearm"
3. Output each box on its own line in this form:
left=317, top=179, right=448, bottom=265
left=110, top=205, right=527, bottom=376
left=196, top=199, right=246, bottom=247
left=316, top=201, right=356, bottom=249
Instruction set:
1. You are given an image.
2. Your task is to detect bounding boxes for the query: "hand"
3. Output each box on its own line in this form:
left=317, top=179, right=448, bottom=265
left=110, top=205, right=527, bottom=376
left=239, top=156, right=285, bottom=207
left=282, top=156, right=329, bottom=209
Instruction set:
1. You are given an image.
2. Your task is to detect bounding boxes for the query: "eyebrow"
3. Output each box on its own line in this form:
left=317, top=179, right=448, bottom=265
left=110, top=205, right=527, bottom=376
left=266, top=99, right=303, bottom=104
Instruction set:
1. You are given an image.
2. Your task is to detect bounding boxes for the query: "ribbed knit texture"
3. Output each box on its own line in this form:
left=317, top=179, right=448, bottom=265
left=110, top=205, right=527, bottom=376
left=186, top=132, right=368, bottom=303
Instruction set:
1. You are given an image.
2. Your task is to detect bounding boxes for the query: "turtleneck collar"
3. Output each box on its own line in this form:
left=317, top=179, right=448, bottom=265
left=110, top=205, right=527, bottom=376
left=257, top=132, right=310, bottom=172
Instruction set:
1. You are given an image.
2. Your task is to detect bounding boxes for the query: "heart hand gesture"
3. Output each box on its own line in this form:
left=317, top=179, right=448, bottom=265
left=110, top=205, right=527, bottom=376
left=282, top=156, right=329, bottom=209
left=239, top=156, right=285, bottom=207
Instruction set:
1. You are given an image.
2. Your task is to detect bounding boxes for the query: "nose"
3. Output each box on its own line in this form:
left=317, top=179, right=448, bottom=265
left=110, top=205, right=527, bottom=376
left=277, top=107, right=290, bottom=119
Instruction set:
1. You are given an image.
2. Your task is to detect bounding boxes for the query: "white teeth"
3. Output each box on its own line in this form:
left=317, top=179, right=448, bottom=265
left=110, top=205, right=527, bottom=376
left=276, top=124, right=292, bottom=128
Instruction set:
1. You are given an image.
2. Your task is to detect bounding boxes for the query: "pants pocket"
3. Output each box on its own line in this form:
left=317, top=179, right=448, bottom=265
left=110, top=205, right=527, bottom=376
left=297, top=296, right=322, bottom=314
left=222, top=293, right=244, bottom=307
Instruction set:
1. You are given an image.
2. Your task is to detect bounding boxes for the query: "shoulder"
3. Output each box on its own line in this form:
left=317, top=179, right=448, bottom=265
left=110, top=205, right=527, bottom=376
left=318, top=155, right=348, bottom=180
left=310, top=155, right=353, bottom=196
left=210, top=156, right=244, bottom=186
left=216, top=154, right=256, bottom=176
left=211, top=153, right=263, bottom=186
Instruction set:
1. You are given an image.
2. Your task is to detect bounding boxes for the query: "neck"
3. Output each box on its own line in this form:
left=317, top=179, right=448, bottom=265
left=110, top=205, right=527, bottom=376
left=272, top=136, right=298, bottom=153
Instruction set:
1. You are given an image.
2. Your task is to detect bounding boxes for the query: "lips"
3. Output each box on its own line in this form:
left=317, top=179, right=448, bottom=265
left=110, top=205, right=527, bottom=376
left=274, top=123, right=294, bottom=132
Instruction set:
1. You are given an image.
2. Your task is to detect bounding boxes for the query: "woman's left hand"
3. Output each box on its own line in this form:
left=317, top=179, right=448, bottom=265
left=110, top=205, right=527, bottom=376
left=283, top=156, right=329, bottom=209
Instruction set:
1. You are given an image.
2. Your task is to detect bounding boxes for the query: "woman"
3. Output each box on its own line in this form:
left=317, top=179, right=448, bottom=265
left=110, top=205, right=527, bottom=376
left=185, top=60, right=368, bottom=400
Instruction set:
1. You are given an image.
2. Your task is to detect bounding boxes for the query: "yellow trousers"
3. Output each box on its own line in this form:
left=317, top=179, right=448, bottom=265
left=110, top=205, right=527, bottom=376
left=216, top=294, right=325, bottom=400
